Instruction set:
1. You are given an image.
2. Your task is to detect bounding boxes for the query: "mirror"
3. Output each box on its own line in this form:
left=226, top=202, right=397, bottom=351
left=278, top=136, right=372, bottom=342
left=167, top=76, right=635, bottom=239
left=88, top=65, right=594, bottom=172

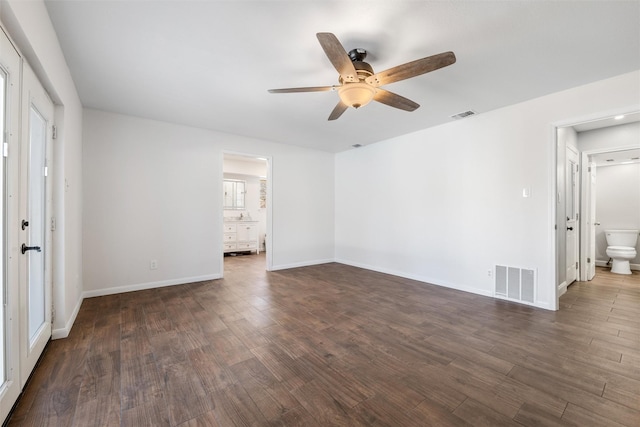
left=223, top=179, right=246, bottom=209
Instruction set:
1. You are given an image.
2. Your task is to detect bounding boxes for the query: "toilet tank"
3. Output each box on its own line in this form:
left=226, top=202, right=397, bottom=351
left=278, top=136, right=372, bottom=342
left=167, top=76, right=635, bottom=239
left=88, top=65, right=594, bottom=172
left=605, top=230, right=640, bottom=247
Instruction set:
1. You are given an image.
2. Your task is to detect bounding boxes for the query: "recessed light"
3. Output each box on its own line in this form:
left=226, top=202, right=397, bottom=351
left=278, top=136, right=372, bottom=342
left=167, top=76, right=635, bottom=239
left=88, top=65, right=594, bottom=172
left=614, top=115, right=625, bottom=120
left=352, top=144, right=363, bottom=148
left=606, top=159, right=615, bottom=162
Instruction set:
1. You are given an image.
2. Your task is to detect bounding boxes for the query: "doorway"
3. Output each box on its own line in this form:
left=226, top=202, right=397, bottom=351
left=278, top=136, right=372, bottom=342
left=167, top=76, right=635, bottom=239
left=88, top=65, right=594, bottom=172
left=222, top=153, right=272, bottom=273
left=554, top=110, right=640, bottom=309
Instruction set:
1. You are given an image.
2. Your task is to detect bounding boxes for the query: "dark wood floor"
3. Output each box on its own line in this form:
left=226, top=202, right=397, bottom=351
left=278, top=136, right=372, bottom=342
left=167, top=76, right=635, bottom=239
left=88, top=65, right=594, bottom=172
left=6, top=255, right=640, bottom=426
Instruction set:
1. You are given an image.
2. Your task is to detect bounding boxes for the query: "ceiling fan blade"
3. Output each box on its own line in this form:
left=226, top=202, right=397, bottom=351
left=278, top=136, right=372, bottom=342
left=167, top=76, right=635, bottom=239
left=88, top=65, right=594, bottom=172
left=268, top=86, right=335, bottom=93
left=316, top=33, right=358, bottom=83
left=373, top=89, right=420, bottom=111
left=366, top=51, right=456, bottom=87
left=328, top=101, right=348, bottom=121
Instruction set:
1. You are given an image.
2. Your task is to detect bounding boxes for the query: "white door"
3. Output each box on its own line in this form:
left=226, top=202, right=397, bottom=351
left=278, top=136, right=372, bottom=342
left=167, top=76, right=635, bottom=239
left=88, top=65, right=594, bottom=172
left=18, top=64, right=53, bottom=386
left=0, top=27, right=22, bottom=422
left=587, top=161, right=597, bottom=280
left=565, top=147, right=579, bottom=285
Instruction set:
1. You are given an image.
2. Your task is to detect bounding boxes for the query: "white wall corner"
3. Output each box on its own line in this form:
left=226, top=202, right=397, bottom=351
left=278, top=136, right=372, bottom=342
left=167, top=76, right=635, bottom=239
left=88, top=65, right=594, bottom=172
left=51, top=293, right=83, bottom=340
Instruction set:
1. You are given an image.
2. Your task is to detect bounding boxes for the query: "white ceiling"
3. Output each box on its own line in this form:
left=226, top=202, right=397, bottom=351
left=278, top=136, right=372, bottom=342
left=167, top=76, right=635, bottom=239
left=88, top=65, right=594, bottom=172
left=44, top=1, right=640, bottom=153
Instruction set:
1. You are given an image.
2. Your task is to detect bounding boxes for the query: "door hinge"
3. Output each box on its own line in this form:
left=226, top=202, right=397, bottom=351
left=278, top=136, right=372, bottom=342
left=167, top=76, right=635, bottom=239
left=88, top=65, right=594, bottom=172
left=52, top=125, right=57, bottom=140
left=576, top=213, right=579, bottom=221
left=587, top=257, right=591, bottom=263
left=51, top=308, right=55, bottom=323
left=51, top=217, right=56, bottom=231
left=576, top=262, right=579, bottom=269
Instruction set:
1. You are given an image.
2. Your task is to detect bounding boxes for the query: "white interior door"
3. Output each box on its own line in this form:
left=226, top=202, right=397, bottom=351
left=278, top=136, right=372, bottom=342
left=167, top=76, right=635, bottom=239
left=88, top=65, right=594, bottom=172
left=18, top=64, right=53, bottom=387
left=565, top=146, right=579, bottom=285
left=0, top=27, right=22, bottom=422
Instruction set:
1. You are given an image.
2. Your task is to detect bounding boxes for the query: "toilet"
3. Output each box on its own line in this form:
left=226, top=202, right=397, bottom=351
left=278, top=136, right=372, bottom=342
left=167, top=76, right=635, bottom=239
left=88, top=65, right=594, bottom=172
left=605, top=230, right=639, bottom=275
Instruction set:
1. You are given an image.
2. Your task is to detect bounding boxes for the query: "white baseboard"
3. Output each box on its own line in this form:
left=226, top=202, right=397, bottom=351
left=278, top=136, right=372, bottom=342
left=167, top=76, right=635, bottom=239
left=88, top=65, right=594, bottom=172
left=82, top=274, right=222, bottom=299
left=51, top=294, right=83, bottom=340
left=595, top=260, right=640, bottom=271
left=270, top=258, right=334, bottom=271
left=334, top=257, right=495, bottom=299
left=52, top=274, right=222, bottom=340
left=558, top=281, right=568, bottom=297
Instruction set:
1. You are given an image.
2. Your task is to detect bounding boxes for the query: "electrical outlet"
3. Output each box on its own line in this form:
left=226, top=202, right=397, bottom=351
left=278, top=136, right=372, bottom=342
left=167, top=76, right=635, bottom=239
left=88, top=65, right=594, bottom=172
left=487, top=269, right=492, bottom=277
left=150, top=259, right=158, bottom=270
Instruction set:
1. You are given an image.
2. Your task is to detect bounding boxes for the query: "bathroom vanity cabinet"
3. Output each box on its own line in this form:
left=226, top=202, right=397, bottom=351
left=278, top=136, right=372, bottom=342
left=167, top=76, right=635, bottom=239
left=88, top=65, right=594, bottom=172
left=224, top=221, right=259, bottom=254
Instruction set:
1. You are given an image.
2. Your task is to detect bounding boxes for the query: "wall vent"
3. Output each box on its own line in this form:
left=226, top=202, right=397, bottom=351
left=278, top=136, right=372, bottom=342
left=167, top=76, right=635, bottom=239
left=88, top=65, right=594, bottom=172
left=450, top=110, right=477, bottom=120
left=495, top=265, right=536, bottom=304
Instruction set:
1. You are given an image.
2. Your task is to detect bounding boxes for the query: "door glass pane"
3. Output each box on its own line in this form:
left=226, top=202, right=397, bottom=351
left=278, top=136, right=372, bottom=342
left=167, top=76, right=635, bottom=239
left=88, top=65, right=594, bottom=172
left=0, top=68, right=6, bottom=383
left=27, top=105, right=46, bottom=345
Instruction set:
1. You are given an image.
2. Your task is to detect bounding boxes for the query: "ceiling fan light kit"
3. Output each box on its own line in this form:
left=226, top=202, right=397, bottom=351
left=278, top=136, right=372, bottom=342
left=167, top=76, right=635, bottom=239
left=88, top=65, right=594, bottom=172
left=338, top=83, right=376, bottom=109
left=268, top=32, right=456, bottom=120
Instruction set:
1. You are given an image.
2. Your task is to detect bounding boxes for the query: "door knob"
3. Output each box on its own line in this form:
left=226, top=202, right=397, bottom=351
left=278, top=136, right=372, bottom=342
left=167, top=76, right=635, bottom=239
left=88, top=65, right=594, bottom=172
left=21, top=244, right=41, bottom=254
left=567, top=227, right=574, bottom=231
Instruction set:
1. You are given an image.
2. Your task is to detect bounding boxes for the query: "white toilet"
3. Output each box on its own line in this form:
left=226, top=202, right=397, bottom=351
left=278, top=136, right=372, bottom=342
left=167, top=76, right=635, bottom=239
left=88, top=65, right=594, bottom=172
left=605, top=230, right=639, bottom=275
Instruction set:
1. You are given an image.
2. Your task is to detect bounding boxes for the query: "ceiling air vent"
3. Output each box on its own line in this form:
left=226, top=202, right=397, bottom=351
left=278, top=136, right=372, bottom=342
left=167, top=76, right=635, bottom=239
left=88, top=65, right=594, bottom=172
left=450, top=110, right=477, bottom=120
left=352, top=144, right=363, bottom=148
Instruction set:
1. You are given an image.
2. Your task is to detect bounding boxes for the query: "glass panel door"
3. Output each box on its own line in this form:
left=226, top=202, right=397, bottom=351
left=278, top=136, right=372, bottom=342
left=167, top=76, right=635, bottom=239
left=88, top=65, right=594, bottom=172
left=26, top=106, right=46, bottom=345
left=19, top=63, right=53, bottom=387
left=0, top=59, right=6, bottom=389
left=0, top=26, right=23, bottom=422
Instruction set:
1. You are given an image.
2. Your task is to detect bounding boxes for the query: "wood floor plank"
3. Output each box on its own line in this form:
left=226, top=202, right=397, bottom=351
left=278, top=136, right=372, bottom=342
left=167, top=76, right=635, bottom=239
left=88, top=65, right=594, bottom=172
left=6, top=259, right=639, bottom=426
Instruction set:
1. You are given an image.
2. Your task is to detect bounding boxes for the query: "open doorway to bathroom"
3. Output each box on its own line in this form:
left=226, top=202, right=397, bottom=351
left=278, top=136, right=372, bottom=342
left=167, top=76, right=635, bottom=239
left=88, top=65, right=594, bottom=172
left=555, top=111, right=640, bottom=308
left=222, top=153, right=271, bottom=272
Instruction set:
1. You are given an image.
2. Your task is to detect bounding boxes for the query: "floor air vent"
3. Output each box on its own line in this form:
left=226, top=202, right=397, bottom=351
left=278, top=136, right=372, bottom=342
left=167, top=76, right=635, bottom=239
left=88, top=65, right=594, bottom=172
left=495, top=265, right=536, bottom=304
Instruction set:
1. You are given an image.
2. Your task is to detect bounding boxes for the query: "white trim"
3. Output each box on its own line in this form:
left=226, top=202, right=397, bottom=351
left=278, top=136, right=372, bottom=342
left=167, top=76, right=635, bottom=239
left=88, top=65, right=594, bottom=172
left=558, top=281, right=568, bottom=298
left=82, top=274, right=222, bottom=299
left=549, top=123, right=560, bottom=311
left=270, top=259, right=335, bottom=271
left=51, top=292, right=83, bottom=340
left=595, top=260, right=640, bottom=271
left=335, top=258, right=495, bottom=298
left=552, top=105, right=640, bottom=129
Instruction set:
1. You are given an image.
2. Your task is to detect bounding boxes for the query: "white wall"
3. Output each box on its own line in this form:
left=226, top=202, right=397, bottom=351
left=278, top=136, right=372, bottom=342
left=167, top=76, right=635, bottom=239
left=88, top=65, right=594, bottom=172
left=335, top=71, right=640, bottom=310
left=594, top=163, right=640, bottom=265
left=1, top=0, right=84, bottom=338
left=83, top=109, right=334, bottom=295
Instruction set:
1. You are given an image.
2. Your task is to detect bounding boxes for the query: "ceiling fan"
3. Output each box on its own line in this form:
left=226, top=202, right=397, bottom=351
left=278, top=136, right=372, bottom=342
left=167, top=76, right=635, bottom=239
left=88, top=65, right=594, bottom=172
left=268, top=32, right=456, bottom=121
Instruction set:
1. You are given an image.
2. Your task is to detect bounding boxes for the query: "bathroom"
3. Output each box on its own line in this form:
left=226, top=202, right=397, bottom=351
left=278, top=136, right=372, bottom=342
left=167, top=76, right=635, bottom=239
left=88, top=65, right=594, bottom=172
left=223, top=154, right=269, bottom=257
left=577, top=119, right=640, bottom=273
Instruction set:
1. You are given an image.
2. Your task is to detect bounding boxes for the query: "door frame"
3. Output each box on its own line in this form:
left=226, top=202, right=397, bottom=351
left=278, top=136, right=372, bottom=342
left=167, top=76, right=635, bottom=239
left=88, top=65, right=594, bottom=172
left=0, top=25, right=22, bottom=423
left=220, top=151, right=273, bottom=274
left=579, top=145, right=640, bottom=279
left=552, top=105, right=640, bottom=310
left=565, top=145, right=579, bottom=286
